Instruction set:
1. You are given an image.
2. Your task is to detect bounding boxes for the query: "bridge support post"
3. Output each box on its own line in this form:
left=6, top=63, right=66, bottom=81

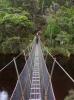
left=23, top=50, right=27, bottom=61
left=51, top=58, right=56, bottom=78
left=13, top=57, right=25, bottom=100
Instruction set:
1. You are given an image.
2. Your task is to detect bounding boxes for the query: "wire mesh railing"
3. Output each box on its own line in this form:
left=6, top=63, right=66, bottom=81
left=38, top=41, right=56, bottom=100
left=0, top=37, right=35, bottom=100
left=10, top=38, right=36, bottom=100
left=42, top=44, right=74, bottom=84
left=0, top=37, right=56, bottom=100
left=0, top=39, right=33, bottom=73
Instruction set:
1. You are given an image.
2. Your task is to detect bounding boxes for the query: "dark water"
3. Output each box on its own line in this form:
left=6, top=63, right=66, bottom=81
left=46, top=54, right=74, bottom=100
left=0, top=54, right=25, bottom=97
left=0, top=53, right=74, bottom=99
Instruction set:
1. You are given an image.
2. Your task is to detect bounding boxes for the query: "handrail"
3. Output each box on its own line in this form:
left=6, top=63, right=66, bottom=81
left=39, top=41, right=56, bottom=100
left=43, top=45, right=74, bottom=84
left=10, top=37, right=36, bottom=100
left=0, top=39, right=34, bottom=73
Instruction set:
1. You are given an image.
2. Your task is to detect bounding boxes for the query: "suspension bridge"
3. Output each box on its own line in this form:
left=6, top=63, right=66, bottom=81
left=0, top=37, right=74, bottom=100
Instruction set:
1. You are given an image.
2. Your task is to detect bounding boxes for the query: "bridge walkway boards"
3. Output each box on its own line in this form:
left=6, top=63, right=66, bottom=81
left=29, top=44, right=42, bottom=100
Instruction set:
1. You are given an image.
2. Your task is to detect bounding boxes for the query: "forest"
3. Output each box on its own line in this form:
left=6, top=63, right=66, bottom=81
left=0, top=0, right=74, bottom=55
left=0, top=0, right=74, bottom=100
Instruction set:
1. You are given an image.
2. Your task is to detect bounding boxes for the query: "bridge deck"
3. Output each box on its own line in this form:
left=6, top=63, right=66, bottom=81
left=29, top=45, right=42, bottom=100
left=10, top=40, right=55, bottom=100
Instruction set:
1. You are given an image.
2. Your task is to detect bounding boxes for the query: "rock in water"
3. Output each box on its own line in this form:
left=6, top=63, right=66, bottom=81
left=0, top=91, right=8, bottom=100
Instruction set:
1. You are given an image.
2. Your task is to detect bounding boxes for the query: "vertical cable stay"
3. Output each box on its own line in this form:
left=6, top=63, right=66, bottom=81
left=13, top=57, right=25, bottom=100
left=51, top=58, right=56, bottom=78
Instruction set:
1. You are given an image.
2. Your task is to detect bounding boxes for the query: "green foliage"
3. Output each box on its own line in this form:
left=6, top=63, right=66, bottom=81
left=55, top=31, right=70, bottom=45
left=64, top=90, right=74, bottom=100
left=57, top=7, right=74, bottom=34
left=2, top=13, right=33, bottom=27
left=44, top=16, right=60, bottom=46
left=0, top=0, right=11, bottom=8
left=0, top=36, right=33, bottom=54
left=44, top=6, right=74, bottom=55
left=48, top=46, right=70, bottom=57
left=0, top=0, right=73, bottom=54
left=0, top=10, right=34, bottom=37
left=51, top=0, right=74, bottom=6
left=45, top=17, right=60, bottom=36
left=0, top=32, right=4, bottom=43
left=41, top=0, right=52, bottom=8
left=1, top=37, right=21, bottom=53
left=0, top=0, right=34, bottom=53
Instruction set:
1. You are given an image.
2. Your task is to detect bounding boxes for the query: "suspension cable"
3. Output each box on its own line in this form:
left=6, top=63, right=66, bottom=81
left=10, top=48, right=32, bottom=100
left=55, top=60, right=74, bottom=83
left=43, top=45, right=74, bottom=83
left=12, top=57, right=25, bottom=100
left=39, top=42, right=56, bottom=99
left=0, top=60, right=14, bottom=72
left=0, top=39, right=33, bottom=73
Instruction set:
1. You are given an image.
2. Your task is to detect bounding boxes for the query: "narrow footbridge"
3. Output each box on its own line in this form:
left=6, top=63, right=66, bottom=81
left=0, top=37, right=74, bottom=100
left=10, top=38, right=55, bottom=100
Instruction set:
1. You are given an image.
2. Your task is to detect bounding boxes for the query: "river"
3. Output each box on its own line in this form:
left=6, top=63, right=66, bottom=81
left=0, top=53, right=74, bottom=100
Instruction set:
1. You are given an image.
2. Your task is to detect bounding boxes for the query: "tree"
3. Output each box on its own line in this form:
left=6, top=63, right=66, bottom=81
left=44, top=16, right=60, bottom=46
left=1, top=37, right=21, bottom=53
left=55, top=31, right=70, bottom=45
left=0, top=0, right=34, bottom=53
left=0, top=0, right=11, bottom=8
left=0, top=13, right=33, bottom=37
left=44, top=6, right=74, bottom=55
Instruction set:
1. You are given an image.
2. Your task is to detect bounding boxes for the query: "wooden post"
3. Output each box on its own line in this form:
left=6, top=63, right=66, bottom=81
left=51, top=58, right=56, bottom=78
left=13, top=57, right=24, bottom=100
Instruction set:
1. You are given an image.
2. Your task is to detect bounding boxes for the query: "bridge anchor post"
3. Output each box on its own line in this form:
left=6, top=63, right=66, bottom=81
left=13, top=57, right=25, bottom=100
left=51, top=58, right=56, bottom=78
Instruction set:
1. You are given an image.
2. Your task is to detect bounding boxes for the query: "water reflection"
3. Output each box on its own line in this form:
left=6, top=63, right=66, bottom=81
left=0, top=91, right=8, bottom=100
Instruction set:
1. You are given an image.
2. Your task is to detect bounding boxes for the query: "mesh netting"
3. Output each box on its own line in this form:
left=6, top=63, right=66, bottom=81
left=10, top=38, right=55, bottom=100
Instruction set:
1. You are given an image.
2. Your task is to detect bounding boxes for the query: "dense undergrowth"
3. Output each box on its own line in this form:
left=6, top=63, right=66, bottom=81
left=44, top=6, right=74, bottom=57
